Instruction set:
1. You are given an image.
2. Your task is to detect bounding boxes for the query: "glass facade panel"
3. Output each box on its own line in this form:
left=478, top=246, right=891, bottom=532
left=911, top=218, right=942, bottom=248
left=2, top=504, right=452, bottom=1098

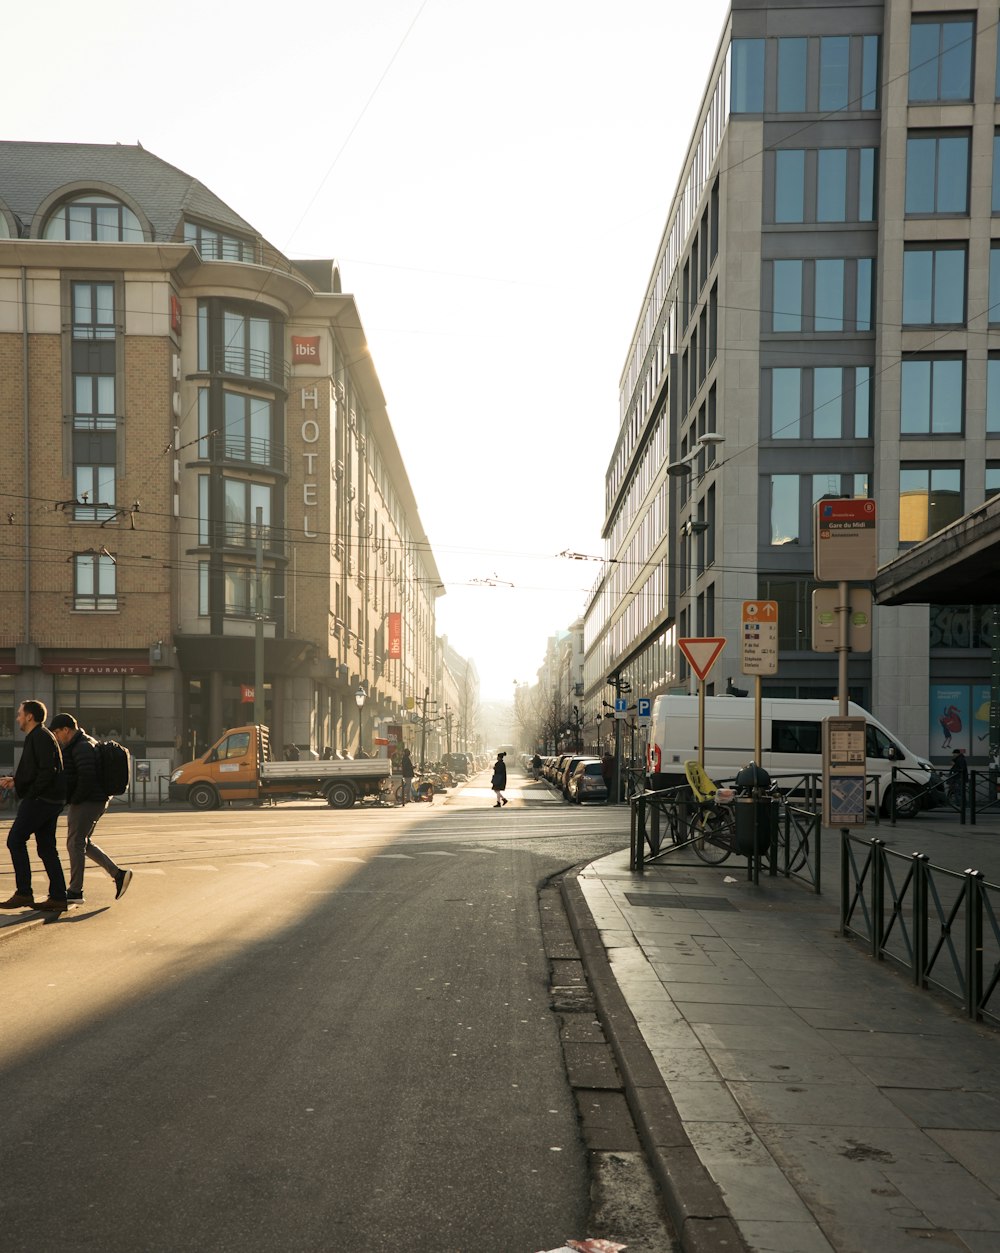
left=777, top=39, right=808, bottom=112
left=901, top=358, right=963, bottom=434
left=770, top=476, right=799, bottom=545
left=906, top=135, right=969, bottom=214
left=861, top=35, right=879, bottom=109
left=814, top=259, right=844, bottom=331
left=899, top=467, right=963, bottom=541
left=731, top=39, right=765, bottom=112
left=775, top=150, right=805, bottom=222
left=813, top=368, right=842, bottom=437
left=854, top=367, right=871, bottom=438
left=773, top=260, right=802, bottom=331
left=988, top=358, right=1000, bottom=433
left=859, top=147, right=876, bottom=220
left=819, top=37, right=850, bottom=111
left=993, top=134, right=1000, bottom=213
left=856, top=258, right=873, bottom=330
left=771, top=369, right=801, bottom=438
left=817, top=149, right=847, bottom=221
left=909, top=20, right=973, bottom=102
left=903, top=247, right=965, bottom=324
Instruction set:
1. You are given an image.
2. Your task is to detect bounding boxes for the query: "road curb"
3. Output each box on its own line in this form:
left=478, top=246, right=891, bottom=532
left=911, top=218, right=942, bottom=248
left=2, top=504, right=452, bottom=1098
left=561, top=870, right=747, bottom=1253
left=0, top=914, right=47, bottom=942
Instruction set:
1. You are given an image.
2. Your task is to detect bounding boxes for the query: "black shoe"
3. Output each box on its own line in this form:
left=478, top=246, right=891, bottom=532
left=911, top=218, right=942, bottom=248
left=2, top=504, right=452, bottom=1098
left=0, top=892, right=34, bottom=909
left=493, top=802, right=502, bottom=807
left=66, top=890, right=85, bottom=904
left=35, top=897, right=69, bottom=913
left=114, top=869, right=133, bottom=900
left=501, top=797, right=509, bottom=806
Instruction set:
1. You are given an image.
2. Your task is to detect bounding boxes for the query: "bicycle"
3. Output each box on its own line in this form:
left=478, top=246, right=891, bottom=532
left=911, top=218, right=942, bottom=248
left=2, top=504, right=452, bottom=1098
left=682, top=760, right=738, bottom=864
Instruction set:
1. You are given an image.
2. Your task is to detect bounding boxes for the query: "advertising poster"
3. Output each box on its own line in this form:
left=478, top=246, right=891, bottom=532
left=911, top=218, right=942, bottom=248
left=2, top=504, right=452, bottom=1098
left=929, top=685, right=970, bottom=756
left=973, top=684, right=992, bottom=752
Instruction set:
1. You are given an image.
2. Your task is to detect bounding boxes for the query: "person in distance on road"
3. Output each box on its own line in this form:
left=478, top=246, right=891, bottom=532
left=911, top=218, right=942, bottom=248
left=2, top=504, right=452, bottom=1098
left=48, top=713, right=132, bottom=905
left=491, top=751, right=508, bottom=807
left=400, top=748, right=415, bottom=803
left=0, top=699, right=68, bottom=912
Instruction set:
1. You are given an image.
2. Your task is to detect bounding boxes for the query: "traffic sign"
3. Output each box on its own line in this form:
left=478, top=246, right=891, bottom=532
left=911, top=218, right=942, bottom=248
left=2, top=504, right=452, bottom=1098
left=741, top=600, right=778, bottom=676
left=637, top=697, right=651, bottom=725
left=814, top=498, right=877, bottom=581
left=614, top=697, right=628, bottom=719
left=678, top=637, right=726, bottom=682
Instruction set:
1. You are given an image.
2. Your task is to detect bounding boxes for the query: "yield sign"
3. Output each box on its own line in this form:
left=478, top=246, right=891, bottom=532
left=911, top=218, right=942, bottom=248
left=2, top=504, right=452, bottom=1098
left=678, top=637, right=726, bottom=682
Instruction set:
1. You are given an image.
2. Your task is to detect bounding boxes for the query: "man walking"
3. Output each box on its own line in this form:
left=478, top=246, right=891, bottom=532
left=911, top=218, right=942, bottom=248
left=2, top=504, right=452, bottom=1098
left=49, top=713, right=132, bottom=904
left=400, top=748, right=415, bottom=804
left=491, top=751, right=508, bottom=807
left=0, top=699, right=68, bottom=912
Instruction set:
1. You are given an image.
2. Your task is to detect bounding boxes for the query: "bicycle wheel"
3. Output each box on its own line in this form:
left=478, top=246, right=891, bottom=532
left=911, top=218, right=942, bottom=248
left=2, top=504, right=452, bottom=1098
left=691, top=808, right=734, bottom=864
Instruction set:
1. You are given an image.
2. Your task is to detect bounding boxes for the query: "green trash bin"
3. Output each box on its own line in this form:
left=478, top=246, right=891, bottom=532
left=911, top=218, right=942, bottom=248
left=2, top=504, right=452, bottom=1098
left=734, top=797, right=778, bottom=856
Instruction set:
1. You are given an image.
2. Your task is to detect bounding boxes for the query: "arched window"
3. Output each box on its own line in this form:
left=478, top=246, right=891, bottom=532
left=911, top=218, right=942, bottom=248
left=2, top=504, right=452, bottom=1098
left=44, top=194, right=144, bottom=242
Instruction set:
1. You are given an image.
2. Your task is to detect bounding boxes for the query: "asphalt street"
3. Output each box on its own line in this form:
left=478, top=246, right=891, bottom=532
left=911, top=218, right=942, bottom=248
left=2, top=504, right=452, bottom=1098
left=0, top=775, right=645, bottom=1253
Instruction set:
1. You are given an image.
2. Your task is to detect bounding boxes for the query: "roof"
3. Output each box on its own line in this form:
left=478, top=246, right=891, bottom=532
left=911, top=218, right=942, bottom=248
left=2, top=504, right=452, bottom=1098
left=874, top=495, right=1000, bottom=606
left=0, top=140, right=259, bottom=242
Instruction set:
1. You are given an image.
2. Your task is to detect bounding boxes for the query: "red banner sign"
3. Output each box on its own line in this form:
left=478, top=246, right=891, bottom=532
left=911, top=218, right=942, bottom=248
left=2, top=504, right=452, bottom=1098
left=387, top=612, right=402, bottom=659
left=241, top=684, right=254, bottom=704
left=291, top=335, right=320, bottom=364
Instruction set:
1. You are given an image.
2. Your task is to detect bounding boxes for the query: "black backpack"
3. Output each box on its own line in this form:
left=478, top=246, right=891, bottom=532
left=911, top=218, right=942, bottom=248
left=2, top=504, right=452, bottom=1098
left=94, top=740, right=131, bottom=796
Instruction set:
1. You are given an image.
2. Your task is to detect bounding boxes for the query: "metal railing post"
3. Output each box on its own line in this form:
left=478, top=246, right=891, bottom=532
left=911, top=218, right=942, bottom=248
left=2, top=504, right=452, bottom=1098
left=965, top=869, right=984, bottom=1020
left=913, top=853, right=928, bottom=988
left=959, top=773, right=967, bottom=826
left=871, top=839, right=885, bottom=961
left=813, top=815, right=821, bottom=895
left=650, top=797, right=660, bottom=856
left=889, top=767, right=897, bottom=826
left=840, top=830, right=850, bottom=935
left=971, top=770, right=978, bottom=825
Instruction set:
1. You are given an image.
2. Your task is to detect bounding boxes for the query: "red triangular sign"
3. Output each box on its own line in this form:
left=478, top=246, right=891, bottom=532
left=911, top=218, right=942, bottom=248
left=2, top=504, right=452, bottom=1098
left=678, top=637, right=726, bottom=682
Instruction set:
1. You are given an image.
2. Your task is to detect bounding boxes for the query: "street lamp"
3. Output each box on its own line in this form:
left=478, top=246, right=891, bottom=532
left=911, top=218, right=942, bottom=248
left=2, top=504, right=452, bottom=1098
left=666, top=431, right=725, bottom=477
left=354, top=687, right=366, bottom=756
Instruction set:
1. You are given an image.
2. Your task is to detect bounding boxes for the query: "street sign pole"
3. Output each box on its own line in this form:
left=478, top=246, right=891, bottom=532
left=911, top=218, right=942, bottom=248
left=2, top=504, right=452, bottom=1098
left=838, top=580, right=849, bottom=716
left=678, top=638, right=726, bottom=770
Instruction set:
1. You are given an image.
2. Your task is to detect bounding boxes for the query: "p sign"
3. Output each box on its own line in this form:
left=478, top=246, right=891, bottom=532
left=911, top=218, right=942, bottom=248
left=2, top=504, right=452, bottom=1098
left=637, top=697, right=651, bottom=725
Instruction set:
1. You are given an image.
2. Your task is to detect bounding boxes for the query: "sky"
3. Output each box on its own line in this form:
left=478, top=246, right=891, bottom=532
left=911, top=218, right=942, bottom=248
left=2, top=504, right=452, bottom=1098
left=7, top=0, right=731, bottom=702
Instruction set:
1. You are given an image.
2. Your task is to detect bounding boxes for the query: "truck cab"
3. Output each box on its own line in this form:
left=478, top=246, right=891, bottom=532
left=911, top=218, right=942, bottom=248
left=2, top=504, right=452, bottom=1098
left=169, top=726, right=268, bottom=810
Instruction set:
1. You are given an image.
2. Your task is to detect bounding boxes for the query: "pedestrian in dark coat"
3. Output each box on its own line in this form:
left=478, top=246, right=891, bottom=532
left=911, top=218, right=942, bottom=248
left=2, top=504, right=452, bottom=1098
left=491, top=752, right=508, bottom=807
left=0, top=699, right=67, bottom=911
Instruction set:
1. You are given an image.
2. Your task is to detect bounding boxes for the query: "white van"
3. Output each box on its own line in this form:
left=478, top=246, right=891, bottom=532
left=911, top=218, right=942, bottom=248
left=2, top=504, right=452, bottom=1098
left=647, top=695, right=936, bottom=819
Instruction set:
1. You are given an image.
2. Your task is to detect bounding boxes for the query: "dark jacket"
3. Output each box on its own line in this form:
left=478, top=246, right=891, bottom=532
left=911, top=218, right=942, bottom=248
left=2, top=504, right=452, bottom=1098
left=491, top=758, right=507, bottom=789
left=400, top=752, right=415, bottom=780
left=62, top=728, right=109, bottom=804
left=14, top=723, right=65, bottom=805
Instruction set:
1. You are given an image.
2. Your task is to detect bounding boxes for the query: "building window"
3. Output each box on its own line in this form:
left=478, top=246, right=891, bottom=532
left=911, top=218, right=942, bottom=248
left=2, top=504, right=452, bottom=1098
left=986, top=463, right=1000, bottom=500
left=44, top=196, right=143, bottom=242
left=53, top=675, right=145, bottom=743
left=819, top=36, right=850, bottom=112
left=772, top=148, right=876, bottom=223
left=224, top=392, right=274, bottom=465
left=777, top=38, right=808, bottom=112
left=861, top=35, right=879, bottom=109
left=197, top=300, right=283, bottom=386
left=902, top=245, right=966, bottom=325
left=74, top=553, right=117, bottom=611
left=899, top=466, right=963, bottom=541
left=905, top=133, right=970, bottom=215
left=993, top=133, right=1000, bottom=214
left=73, top=375, right=116, bottom=430
left=183, top=221, right=254, bottom=262
left=74, top=465, right=115, bottom=522
left=900, top=357, right=963, bottom=434
left=986, top=355, right=1000, bottom=432
left=775, top=150, right=806, bottom=222
left=730, top=39, right=765, bottom=112
left=72, top=282, right=115, bottom=340
left=773, top=260, right=803, bottom=331
left=766, top=365, right=871, bottom=440
left=909, top=16, right=974, bottom=103
left=223, top=565, right=272, bottom=618
left=814, top=259, right=845, bottom=331
left=223, top=479, right=271, bottom=547
left=770, top=475, right=800, bottom=545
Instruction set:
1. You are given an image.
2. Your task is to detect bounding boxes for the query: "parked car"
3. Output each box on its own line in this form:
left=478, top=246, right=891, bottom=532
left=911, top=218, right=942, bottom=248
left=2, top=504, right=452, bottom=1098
left=568, top=760, right=609, bottom=804
left=558, top=755, right=599, bottom=799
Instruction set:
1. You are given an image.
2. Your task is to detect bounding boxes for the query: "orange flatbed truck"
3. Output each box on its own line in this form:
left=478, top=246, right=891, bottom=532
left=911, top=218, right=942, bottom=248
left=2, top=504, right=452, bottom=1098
left=168, top=725, right=392, bottom=810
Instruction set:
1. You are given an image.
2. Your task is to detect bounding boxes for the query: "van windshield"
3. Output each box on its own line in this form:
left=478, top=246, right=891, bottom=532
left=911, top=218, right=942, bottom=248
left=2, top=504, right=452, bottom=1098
left=866, top=724, right=900, bottom=760
left=772, top=720, right=821, bottom=754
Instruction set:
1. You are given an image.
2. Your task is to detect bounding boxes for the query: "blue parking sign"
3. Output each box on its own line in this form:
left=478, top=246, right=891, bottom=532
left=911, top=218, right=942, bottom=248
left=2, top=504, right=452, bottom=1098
left=637, top=697, right=651, bottom=724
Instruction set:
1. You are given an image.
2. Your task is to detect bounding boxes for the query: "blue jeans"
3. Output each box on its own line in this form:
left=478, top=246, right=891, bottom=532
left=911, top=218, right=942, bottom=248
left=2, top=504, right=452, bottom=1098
left=7, top=797, right=66, bottom=898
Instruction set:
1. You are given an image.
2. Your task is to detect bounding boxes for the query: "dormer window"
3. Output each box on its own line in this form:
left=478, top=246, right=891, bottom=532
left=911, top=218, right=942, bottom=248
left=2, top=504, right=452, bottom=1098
left=183, top=220, right=254, bottom=262
left=44, top=195, right=144, bottom=242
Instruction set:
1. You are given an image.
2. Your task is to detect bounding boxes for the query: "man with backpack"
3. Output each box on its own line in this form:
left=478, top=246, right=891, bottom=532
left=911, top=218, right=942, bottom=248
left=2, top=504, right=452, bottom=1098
left=48, top=713, right=132, bottom=905
left=0, top=699, right=69, bottom=912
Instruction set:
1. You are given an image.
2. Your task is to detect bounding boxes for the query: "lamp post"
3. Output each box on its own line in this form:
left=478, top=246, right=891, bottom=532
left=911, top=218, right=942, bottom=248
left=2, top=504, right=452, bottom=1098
left=667, top=433, right=726, bottom=693
left=354, top=687, right=366, bottom=756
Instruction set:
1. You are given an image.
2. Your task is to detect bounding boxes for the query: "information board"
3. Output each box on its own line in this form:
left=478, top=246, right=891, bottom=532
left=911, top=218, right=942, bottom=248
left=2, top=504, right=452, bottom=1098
left=814, top=499, right=877, bottom=582
left=822, top=715, right=867, bottom=828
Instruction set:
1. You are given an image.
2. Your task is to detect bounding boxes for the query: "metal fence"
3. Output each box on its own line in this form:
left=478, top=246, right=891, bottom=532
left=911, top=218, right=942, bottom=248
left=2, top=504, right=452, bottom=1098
left=629, top=783, right=821, bottom=893
left=840, top=834, right=1000, bottom=1025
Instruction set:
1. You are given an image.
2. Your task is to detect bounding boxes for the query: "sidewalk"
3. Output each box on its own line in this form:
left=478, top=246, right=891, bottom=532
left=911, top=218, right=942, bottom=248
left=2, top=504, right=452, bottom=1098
left=566, top=814, right=1000, bottom=1253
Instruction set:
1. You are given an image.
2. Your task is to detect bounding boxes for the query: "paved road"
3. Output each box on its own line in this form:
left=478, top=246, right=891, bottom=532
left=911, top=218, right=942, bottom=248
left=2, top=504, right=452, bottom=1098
left=0, top=776, right=641, bottom=1253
